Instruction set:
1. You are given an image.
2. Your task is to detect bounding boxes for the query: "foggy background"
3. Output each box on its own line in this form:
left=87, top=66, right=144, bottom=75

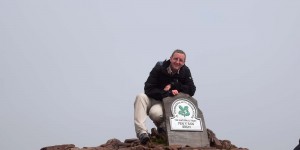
left=1, top=1, right=299, bottom=150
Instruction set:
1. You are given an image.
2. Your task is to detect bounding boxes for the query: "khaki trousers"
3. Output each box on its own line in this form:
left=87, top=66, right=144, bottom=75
left=134, top=93, right=163, bottom=137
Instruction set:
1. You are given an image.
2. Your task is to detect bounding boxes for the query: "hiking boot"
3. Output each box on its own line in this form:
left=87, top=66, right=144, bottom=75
left=139, top=133, right=150, bottom=145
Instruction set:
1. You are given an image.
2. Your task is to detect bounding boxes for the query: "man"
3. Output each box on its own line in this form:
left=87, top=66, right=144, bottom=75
left=134, top=49, right=196, bottom=144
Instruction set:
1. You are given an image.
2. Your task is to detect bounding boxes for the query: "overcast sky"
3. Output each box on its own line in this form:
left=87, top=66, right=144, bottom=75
left=1, top=1, right=299, bottom=150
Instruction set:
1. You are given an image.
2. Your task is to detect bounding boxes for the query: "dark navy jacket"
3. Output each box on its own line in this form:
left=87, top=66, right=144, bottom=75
left=144, top=60, right=196, bottom=100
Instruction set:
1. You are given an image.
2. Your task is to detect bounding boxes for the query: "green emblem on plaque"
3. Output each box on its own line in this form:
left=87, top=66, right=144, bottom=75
left=178, top=105, right=190, bottom=117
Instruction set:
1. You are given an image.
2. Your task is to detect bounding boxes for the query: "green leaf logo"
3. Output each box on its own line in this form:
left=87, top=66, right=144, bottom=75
left=178, top=105, right=190, bottom=117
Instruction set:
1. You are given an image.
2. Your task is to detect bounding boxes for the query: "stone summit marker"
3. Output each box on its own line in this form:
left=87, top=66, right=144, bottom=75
left=162, top=93, right=210, bottom=147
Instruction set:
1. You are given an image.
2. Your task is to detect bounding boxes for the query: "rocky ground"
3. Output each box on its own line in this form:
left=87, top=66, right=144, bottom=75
left=40, top=128, right=248, bottom=150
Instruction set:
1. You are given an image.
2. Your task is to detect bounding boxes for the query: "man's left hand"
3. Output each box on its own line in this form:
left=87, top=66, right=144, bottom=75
left=171, top=90, right=179, bottom=95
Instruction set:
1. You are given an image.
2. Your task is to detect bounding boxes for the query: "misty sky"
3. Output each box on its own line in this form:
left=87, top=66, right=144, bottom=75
left=0, top=1, right=299, bottom=150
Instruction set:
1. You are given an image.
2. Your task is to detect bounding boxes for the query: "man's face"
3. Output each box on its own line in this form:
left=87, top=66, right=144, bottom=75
left=170, top=52, right=185, bottom=72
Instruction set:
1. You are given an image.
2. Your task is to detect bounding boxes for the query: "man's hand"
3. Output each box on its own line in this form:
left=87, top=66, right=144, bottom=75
left=164, top=84, right=179, bottom=96
left=164, top=84, right=179, bottom=95
left=164, top=84, right=171, bottom=91
left=171, top=90, right=179, bottom=95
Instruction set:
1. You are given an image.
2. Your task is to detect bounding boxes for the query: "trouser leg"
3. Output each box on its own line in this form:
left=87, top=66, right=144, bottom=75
left=134, top=93, right=151, bottom=137
left=148, top=100, right=164, bottom=127
left=134, top=93, right=164, bottom=137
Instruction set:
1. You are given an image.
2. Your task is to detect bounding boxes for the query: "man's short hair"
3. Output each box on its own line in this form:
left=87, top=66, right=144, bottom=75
left=171, top=49, right=186, bottom=60
left=171, top=49, right=186, bottom=57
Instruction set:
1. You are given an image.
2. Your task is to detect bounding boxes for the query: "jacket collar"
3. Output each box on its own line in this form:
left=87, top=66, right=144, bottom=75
left=162, top=59, right=183, bottom=75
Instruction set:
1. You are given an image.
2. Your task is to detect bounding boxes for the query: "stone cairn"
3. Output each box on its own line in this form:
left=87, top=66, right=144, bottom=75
left=40, top=128, right=248, bottom=150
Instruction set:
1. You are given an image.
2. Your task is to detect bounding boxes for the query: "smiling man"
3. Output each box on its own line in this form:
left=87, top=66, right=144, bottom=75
left=134, top=49, right=196, bottom=144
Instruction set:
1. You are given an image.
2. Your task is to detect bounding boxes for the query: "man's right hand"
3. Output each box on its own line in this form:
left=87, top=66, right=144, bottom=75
left=164, top=84, right=171, bottom=91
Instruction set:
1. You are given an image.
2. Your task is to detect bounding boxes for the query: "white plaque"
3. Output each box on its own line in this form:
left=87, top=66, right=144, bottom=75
left=170, top=98, right=203, bottom=131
